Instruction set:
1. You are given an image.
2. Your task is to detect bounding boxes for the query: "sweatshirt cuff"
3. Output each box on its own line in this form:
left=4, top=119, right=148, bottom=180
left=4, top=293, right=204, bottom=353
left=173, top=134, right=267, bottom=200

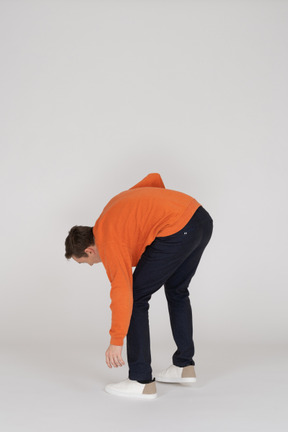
left=110, top=336, right=124, bottom=346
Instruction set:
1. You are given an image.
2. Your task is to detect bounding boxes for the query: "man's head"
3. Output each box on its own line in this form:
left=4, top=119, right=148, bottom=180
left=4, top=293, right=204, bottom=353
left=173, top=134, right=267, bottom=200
left=65, top=225, right=101, bottom=266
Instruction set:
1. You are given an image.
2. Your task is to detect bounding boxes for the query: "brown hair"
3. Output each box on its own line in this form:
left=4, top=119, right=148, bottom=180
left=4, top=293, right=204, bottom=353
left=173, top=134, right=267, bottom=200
left=65, top=225, right=95, bottom=259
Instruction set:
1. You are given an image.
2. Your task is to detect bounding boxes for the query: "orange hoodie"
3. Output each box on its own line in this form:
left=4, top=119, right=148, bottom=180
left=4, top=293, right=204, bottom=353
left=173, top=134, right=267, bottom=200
left=93, top=173, right=201, bottom=346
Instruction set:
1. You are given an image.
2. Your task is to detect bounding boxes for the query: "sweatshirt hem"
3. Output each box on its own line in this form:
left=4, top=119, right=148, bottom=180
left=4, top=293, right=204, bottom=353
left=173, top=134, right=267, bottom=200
left=157, top=200, right=201, bottom=237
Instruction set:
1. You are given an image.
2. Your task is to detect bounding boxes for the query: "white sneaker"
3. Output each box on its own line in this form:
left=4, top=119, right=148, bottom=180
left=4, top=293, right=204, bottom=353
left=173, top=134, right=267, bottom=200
left=104, top=378, right=157, bottom=399
left=155, top=364, right=196, bottom=383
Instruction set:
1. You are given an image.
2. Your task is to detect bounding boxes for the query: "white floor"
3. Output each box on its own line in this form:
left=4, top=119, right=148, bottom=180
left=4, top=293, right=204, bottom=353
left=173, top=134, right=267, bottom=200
left=0, top=341, right=287, bottom=432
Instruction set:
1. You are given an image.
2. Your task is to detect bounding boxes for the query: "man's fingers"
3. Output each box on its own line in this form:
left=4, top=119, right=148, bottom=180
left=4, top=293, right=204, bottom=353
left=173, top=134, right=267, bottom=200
left=106, top=356, right=124, bottom=368
left=111, top=357, right=121, bottom=367
left=105, top=346, right=125, bottom=368
left=105, top=354, right=112, bottom=368
left=115, top=356, right=125, bottom=366
left=106, top=355, right=117, bottom=368
left=111, top=358, right=117, bottom=367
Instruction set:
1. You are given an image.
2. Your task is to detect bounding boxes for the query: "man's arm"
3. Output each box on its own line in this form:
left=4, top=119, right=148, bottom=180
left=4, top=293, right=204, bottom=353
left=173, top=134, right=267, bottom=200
left=101, top=243, right=133, bottom=347
left=129, top=173, right=165, bottom=190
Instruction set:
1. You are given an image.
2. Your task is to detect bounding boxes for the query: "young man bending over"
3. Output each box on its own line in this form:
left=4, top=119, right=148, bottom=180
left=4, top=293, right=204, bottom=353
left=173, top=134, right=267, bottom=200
left=65, top=173, right=213, bottom=399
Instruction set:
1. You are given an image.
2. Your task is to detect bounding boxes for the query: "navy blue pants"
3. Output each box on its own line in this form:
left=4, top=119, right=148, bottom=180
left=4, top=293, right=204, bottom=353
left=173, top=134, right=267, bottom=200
left=126, top=205, right=213, bottom=383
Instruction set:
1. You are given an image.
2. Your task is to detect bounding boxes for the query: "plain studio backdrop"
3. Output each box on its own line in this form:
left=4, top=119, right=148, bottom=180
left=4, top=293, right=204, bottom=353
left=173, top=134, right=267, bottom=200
left=0, top=1, right=287, bottom=431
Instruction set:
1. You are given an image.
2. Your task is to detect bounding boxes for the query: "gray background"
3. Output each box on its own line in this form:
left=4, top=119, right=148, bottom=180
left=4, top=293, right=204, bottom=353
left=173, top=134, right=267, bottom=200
left=1, top=0, right=287, bottom=431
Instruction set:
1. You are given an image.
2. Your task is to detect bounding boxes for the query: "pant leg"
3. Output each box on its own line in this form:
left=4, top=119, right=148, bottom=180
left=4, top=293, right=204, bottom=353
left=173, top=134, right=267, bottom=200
left=164, top=208, right=213, bottom=367
left=126, top=205, right=213, bottom=381
left=126, top=246, right=191, bottom=381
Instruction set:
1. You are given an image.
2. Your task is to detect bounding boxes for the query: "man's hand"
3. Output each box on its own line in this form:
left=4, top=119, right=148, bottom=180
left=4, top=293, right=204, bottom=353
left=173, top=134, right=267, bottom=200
left=105, top=344, right=125, bottom=368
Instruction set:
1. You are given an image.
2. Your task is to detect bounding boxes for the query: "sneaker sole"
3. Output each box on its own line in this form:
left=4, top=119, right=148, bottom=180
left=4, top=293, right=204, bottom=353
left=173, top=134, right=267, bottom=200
left=105, top=386, right=158, bottom=399
left=155, top=376, right=197, bottom=383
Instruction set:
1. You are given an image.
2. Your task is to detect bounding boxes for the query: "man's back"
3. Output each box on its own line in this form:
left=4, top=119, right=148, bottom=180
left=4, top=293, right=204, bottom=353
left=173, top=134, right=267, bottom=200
left=93, top=173, right=201, bottom=267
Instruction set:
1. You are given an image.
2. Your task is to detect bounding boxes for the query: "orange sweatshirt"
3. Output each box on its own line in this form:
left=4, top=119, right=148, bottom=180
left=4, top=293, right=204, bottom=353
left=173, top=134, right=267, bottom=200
left=93, top=173, right=201, bottom=346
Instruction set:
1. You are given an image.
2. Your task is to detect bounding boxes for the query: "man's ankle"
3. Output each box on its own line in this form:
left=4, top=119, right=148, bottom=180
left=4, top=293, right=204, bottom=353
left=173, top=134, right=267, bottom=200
left=137, top=377, right=155, bottom=384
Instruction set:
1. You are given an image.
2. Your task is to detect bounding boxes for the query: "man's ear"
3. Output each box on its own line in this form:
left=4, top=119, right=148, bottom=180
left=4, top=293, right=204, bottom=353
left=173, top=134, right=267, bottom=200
left=85, top=247, right=94, bottom=256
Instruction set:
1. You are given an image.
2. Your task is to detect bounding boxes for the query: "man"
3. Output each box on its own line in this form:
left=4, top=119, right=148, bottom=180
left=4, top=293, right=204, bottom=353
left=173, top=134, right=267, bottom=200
left=65, top=173, right=213, bottom=399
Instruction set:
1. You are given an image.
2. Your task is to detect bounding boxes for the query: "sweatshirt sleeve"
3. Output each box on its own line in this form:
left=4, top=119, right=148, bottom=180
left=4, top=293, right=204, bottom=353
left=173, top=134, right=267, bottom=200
left=100, top=242, right=133, bottom=346
left=129, top=173, right=165, bottom=190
